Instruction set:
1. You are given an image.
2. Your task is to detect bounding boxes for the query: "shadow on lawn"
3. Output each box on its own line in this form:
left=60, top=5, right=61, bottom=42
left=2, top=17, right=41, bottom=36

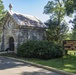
left=62, top=55, right=76, bottom=73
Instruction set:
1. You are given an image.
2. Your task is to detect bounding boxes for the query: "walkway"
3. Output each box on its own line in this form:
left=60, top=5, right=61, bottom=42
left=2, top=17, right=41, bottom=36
left=0, top=57, right=62, bottom=75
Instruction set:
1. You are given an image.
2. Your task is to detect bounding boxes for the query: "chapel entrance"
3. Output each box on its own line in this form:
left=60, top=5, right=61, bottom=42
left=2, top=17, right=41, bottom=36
left=9, top=37, right=14, bottom=51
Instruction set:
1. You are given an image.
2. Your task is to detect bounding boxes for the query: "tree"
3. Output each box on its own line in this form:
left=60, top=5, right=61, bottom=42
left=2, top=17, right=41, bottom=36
left=0, top=0, right=5, bottom=25
left=45, top=18, right=68, bottom=44
left=44, top=0, right=69, bottom=44
left=70, top=15, right=76, bottom=40
left=0, top=0, right=5, bottom=42
left=44, top=0, right=66, bottom=25
left=64, top=0, right=76, bottom=16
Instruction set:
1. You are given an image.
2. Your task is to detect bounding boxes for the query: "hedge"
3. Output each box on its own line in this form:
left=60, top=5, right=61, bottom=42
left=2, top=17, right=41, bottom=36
left=17, top=40, right=63, bottom=60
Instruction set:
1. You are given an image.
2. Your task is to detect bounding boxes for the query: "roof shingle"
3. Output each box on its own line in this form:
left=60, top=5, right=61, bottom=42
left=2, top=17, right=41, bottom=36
left=8, top=10, right=46, bottom=28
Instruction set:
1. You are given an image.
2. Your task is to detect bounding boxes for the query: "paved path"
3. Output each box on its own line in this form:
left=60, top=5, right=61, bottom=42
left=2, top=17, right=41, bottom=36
left=0, top=57, right=62, bottom=75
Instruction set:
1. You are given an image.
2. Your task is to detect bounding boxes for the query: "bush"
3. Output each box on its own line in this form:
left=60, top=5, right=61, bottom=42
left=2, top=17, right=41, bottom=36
left=17, top=40, right=63, bottom=60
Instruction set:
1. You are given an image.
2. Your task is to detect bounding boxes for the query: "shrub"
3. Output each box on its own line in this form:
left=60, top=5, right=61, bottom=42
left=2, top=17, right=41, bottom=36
left=17, top=40, right=63, bottom=60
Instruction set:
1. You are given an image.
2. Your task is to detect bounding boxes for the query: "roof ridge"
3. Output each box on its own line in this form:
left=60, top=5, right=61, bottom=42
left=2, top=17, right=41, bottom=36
left=8, top=10, right=35, bottom=17
left=7, top=10, right=46, bottom=28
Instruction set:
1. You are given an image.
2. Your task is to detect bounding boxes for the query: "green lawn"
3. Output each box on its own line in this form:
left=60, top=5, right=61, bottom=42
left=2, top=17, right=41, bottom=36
left=24, top=54, right=76, bottom=73
left=0, top=51, right=76, bottom=74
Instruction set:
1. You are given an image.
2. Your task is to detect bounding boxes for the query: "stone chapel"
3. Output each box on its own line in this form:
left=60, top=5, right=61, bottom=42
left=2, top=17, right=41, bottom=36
left=1, top=4, right=46, bottom=53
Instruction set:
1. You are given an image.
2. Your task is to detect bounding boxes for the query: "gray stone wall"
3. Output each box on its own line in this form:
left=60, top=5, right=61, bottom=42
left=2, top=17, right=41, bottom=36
left=1, top=14, right=46, bottom=53
left=1, top=16, right=19, bottom=52
left=18, top=28, right=45, bottom=44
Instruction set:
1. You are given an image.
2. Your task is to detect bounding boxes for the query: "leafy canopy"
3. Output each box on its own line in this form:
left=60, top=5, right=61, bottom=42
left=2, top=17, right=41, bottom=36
left=64, top=0, right=76, bottom=15
left=45, top=18, right=68, bottom=44
left=70, top=15, right=76, bottom=40
left=44, top=0, right=69, bottom=44
left=44, top=0, right=66, bottom=20
left=0, top=0, right=5, bottom=21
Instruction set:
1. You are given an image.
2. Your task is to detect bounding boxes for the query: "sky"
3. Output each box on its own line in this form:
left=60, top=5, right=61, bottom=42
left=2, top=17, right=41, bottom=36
left=2, top=0, right=50, bottom=22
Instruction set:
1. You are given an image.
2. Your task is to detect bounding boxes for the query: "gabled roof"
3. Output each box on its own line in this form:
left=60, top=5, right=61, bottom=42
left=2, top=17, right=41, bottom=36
left=8, top=10, right=46, bottom=28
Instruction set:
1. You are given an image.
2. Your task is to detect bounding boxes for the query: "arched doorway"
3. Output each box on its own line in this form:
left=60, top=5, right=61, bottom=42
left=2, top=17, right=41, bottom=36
left=9, top=37, right=14, bottom=51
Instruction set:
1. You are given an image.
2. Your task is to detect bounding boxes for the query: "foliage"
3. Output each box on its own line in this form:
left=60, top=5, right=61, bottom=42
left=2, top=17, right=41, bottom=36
left=65, top=33, right=72, bottom=40
left=70, top=15, right=76, bottom=40
left=64, top=0, right=76, bottom=15
left=44, top=0, right=69, bottom=44
left=45, top=18, right=68, bottom=44
left=0, top=0, right=6, bottom=36
left=44, top=0, right=66, bottom=20
left=0, top=0, right=5, bottom=24
left=17, top=41, right=63, bottom=60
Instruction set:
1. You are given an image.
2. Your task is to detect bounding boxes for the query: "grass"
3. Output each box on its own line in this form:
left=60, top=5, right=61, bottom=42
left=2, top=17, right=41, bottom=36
left=24, top=55, right=76, bottom=73
left=0, top=51, right=76, bottom=74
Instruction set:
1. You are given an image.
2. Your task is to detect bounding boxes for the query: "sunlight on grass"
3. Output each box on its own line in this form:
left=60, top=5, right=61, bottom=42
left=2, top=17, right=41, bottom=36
left=24, top=53, right=76, bottom=73
left=64, top=69, right=76, bottom=73
left=64, top=68, right=71, bottom=71
left=64, top=64, right=74, bottom=68
left=68, top=51, right=76, bottom=55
